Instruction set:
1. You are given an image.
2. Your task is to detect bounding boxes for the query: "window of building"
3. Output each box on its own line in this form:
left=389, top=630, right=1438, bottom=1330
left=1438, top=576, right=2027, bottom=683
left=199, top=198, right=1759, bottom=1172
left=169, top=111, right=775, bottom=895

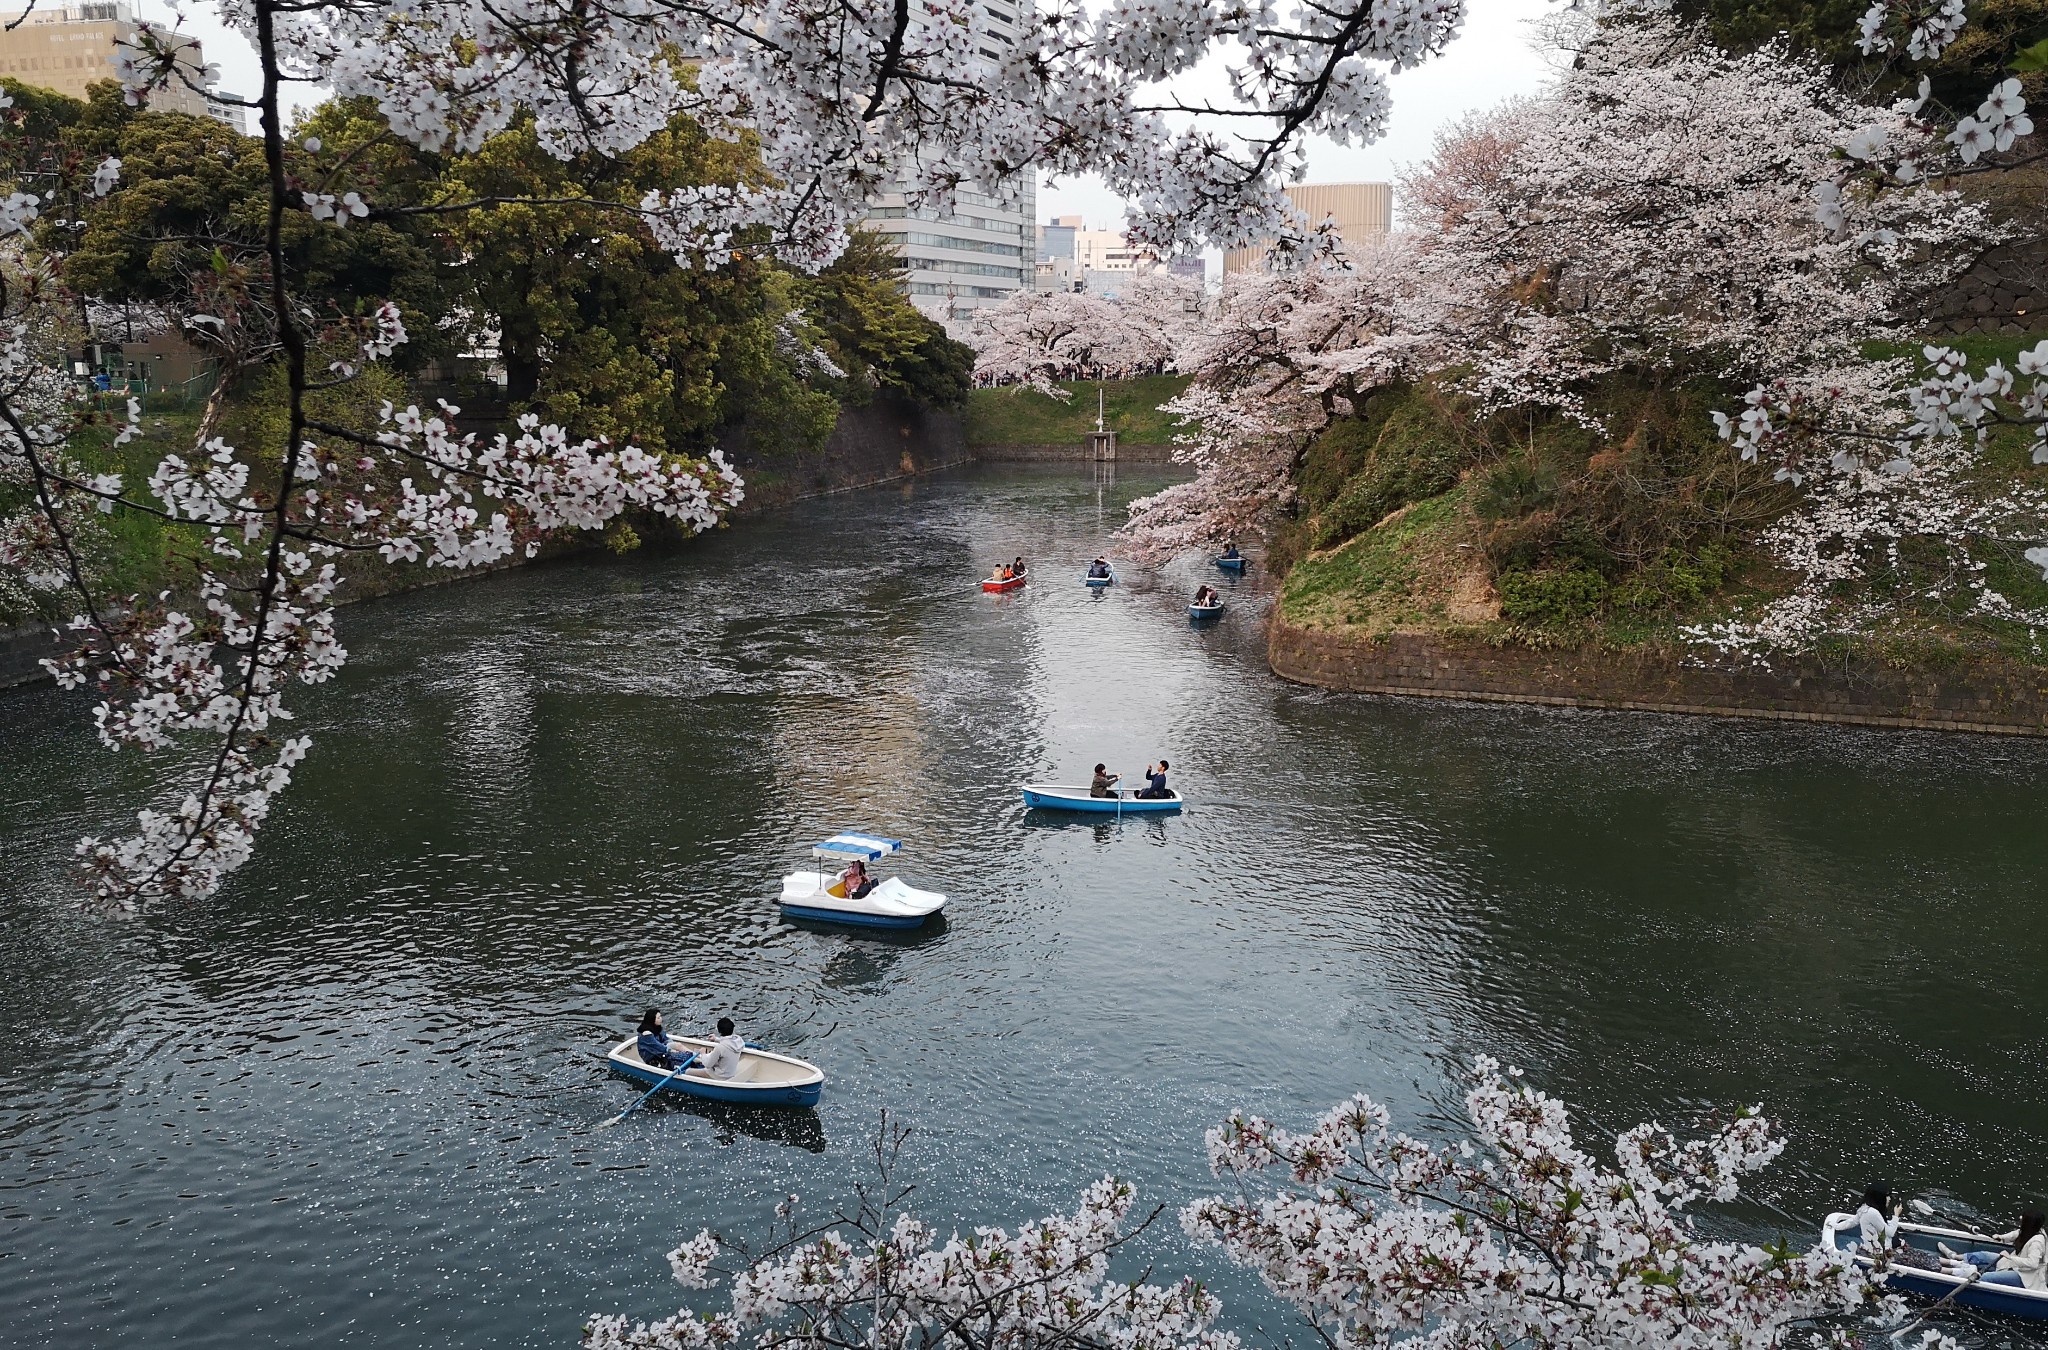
left=888, top=231, right=1022, bottom=257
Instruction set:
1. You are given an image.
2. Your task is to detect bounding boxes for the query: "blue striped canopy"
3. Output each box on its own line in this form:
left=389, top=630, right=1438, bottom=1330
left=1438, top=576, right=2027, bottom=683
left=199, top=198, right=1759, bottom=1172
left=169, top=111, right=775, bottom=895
left=811, top=832, right=904, bottom=861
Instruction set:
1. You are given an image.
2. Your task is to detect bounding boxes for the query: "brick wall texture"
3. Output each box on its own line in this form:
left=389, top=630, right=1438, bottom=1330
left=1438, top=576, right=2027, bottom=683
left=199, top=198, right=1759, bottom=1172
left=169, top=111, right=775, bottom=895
left=1268, top=619, right=2048, bottom=736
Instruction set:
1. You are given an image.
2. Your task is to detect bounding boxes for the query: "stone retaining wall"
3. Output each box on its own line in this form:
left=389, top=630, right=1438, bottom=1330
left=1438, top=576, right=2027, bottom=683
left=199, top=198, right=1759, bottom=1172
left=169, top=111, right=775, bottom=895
left=1268, top=618, right=2048, bottom=735
left=971, top=442, right=1182, bottom=463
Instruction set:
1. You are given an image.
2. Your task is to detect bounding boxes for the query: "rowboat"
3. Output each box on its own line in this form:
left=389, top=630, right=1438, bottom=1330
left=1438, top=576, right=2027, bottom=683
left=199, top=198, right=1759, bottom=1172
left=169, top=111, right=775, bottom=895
left=1214, top=555, right=1247, bottom=574
left=982, top=571, right=1027, bottom=593
left=1084, top=570, right=1116, bottom=587
left=606, top=1035, right=824, bottom=1108
left=778, top=831, right=947, bottom=929
left=1821, top=1214, right=2048, bottom=1321
left=1021, top=783, right=1183, bottom=813
left=1189, top=601, right=1224, bottom=621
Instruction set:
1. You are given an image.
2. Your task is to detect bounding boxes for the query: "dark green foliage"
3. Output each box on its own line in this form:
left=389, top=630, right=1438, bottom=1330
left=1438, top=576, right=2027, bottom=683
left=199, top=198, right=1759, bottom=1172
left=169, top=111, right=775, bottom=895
left=1293, top=385, right=1478, bottom=553
left=965, top=375, right=1194, bottom=446
left=1498, top=566, right=1610, bottom=625
left=1669, top=0, right=2048, bottom=111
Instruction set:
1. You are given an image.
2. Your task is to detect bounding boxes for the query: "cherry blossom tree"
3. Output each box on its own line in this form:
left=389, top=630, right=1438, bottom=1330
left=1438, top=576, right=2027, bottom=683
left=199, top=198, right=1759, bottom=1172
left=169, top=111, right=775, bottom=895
left=591, top=1068, right=1948, bottom=1350
left=2, top=0, right=1480, bottom=905
left=968, top=275, right=1196, bottom=394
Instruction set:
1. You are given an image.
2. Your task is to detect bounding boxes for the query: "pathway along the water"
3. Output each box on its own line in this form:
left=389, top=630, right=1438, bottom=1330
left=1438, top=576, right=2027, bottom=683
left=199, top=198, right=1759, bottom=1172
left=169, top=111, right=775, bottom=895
left=3, top=463, right=2047, bottom=1348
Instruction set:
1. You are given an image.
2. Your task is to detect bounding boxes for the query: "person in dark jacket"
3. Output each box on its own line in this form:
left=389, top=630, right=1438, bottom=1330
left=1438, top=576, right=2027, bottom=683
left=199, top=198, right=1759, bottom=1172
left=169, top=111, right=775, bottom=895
left=1137, top=760, right=1171, bottom=798
left=1090, top=764, right=1120, bottom=797
left=636, top=1008, right=689, bottom=1071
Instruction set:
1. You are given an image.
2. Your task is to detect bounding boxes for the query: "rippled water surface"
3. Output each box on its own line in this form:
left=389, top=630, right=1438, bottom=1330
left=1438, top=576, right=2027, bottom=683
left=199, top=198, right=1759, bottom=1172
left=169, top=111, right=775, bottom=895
left=5, top=463, right=2048, bottom=1348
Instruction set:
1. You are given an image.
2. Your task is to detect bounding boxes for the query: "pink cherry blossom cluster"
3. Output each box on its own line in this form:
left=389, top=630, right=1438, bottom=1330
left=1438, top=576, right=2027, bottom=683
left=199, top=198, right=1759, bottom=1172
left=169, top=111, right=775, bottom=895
left=592, top=1068, right=1956, bottom=1350
left=4, top=271, right=742, bottom=904
left=1114, top=20, right=1979, bottom=559
left=586, top=1173, right=1235, bottom=1350
left=968, top=275, right=1197, bottom=396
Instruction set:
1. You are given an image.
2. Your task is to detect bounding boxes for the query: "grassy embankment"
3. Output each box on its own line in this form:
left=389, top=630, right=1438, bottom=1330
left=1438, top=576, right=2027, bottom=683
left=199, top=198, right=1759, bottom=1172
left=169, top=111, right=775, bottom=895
left=1277, top=334, right=2048, bottom=668
left=965, top=374, right=1192, bottom=446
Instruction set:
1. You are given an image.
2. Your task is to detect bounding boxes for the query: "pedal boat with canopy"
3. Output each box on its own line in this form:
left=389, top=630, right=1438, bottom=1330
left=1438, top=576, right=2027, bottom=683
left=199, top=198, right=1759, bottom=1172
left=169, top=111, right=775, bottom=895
left=778, top=832, right=948, bottom=929
left=605, top=1035, right=824, bottom=1108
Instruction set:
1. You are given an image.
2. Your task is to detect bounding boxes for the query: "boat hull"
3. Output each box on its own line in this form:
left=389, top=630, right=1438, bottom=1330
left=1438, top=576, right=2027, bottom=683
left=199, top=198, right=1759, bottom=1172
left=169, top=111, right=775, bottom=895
left=1021, top=784, right=1183, bottom=813
left=778, top=872, right=946, bottom=928
left=781, top=902, right=931, bottom=929
left=1214, top=556, right=1247, bottom=573
left=982, top=574, right=1027, bottom=592
left=606, top=1037, right=824, bottom=1108
left=1189, top=603, right=1223, bottom=621
left=1822, top=1213, right=2048, bottom=1321
left=1084, top=574, right=1115, bottom=587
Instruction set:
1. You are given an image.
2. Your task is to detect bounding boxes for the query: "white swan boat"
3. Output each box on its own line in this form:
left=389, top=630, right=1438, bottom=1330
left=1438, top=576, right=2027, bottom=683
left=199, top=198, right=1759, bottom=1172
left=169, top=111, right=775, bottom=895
left=778, top=832, right=947, bottom=929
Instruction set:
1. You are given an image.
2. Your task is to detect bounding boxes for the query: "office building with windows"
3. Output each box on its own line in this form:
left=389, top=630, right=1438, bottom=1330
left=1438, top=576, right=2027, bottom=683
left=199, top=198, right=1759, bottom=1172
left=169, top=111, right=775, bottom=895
left=861, top=4, right=1034, bottom=320
left=0, top=3, right=212, bottom=117
left=1222, top=182, right=1394, bottom=275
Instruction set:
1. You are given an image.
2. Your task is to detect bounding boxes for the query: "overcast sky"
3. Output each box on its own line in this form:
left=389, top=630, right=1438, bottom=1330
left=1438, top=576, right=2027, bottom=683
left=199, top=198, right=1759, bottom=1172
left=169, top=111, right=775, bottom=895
left=138, top=0, right=1563, bottom=229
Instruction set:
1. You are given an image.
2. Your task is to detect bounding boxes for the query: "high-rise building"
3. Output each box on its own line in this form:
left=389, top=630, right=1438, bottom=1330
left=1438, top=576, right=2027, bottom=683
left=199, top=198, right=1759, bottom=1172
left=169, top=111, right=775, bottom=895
left=1223, top=182, right=1393, bottom=275
left=861, top=5, right=1035, bottom=321
left=0, top=3, right=212, bottom=117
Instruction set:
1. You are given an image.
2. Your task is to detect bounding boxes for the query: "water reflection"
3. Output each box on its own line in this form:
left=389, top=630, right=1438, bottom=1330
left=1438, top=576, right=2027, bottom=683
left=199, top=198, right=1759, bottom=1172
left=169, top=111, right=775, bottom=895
left=1, top=464, right=2046, bottom=1349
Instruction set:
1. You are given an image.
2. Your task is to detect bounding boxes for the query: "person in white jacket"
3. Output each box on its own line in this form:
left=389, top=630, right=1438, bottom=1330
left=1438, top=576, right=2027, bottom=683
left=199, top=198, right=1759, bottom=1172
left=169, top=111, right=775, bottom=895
left=1946, top=1208, right=2048, bottom=1290
left=1830, top=1182, right=1901, bottom=1250
left=686, top=1017, right=747, bottom=1082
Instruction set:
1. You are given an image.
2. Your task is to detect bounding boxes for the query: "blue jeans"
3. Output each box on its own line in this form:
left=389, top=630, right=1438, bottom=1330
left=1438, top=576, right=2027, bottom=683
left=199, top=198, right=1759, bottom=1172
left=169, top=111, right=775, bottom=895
left=1962, top=1253, right=2024, bottom=1286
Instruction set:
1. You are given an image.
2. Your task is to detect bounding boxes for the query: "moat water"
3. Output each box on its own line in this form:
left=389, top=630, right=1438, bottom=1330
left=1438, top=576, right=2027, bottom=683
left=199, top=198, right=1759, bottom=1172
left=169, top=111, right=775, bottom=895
left=3, top=464, right=2046, bottom=1347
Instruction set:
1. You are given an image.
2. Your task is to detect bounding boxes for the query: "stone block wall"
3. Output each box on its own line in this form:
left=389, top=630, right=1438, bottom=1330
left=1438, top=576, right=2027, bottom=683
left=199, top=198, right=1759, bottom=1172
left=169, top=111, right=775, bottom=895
left=1268, top=619, right=2048, bottom=735
left=1926, top=241, right=2048, bottom=337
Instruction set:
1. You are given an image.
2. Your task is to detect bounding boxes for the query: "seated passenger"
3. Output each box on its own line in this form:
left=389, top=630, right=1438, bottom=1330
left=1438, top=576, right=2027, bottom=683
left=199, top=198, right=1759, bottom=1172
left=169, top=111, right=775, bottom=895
left=636, top=1008, right=688, bottom=1071
left=1945, top=1208, right=2048, bottom=1289
left=1221, top=540, right=1241, bottom=559
left=1090, top=763, right=1120, bottom=798
left=1012, top=557, right=1026, bottom=577
left=1194, top=585, right=1217, bottom=607
left=1088, top=558, right=1111, bottom=578
left=686, top=1017, right=747, bottom=1081
left=1829, top=1183, right=1901, bottom=1251
left=840, top=858, right=878, bottom=899
left=992, top=565, right=1008, bottom=581
left=1136, top=759, right=1171, bottom=798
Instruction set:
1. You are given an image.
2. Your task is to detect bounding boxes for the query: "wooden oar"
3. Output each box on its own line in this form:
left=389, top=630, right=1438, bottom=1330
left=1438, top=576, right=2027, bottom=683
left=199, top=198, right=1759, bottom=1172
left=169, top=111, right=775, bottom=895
left=597, top=1053, right=696, bottom=1129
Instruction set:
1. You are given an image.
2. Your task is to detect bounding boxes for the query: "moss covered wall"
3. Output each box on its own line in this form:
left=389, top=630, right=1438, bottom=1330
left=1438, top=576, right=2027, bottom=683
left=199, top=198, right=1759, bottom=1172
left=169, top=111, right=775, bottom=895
left=1269, top=617, right=2048, bottom=735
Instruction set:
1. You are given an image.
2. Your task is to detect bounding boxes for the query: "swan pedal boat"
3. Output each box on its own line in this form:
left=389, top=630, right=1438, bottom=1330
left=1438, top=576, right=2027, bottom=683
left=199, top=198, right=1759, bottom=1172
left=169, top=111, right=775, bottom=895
left=778, top=831, right=947, bottom=929
left=1214, top=555, right=1247, bottom=573
left=606, top=1035, right=824, bottom=1108
left=1021, top=784, right=1184, bottom=813
left=982, top=572, right=1027, bottom=593
left=1084, top=571, right=1116, bottom=587
left=1189, top=601, right=1224, bottom=621
left=1822, top=1213, right=2048, bottom=1320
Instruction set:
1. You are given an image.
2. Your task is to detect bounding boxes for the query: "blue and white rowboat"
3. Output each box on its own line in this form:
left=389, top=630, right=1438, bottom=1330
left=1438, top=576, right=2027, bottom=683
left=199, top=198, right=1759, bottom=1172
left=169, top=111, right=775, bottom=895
left=1822, top=1214, right=2048, bottom=1321
left=606, top=1035, right=824, bottom=1108
left=778, top=831, right=947, bottom=929
left=1021, top=784, right=1183, bottom=813
left=1214, top=555, right=1247, bottom=574
left=1189, top=601, right=1224, bottom=621
left=1084, top=570, right=1116, bottom=588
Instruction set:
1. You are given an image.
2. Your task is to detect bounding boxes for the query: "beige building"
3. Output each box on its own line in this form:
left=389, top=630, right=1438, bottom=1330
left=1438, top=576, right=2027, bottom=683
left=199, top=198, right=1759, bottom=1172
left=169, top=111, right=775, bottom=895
left=0, top=3, right=211, bottom=118
left=1223, top=182, right=1394, bottom=275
